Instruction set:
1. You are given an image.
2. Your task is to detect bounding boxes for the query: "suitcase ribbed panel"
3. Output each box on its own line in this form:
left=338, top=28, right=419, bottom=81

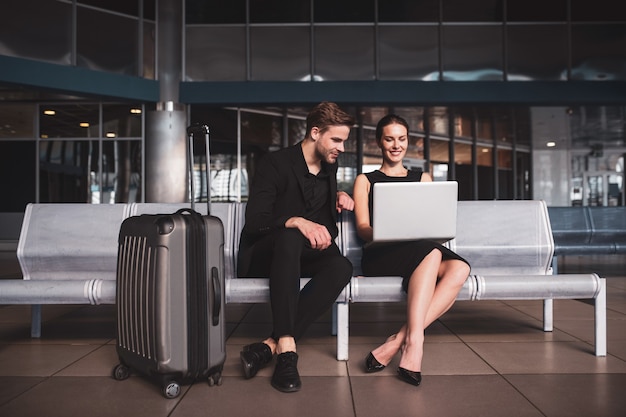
left=116, top=235, right=157, bottom=360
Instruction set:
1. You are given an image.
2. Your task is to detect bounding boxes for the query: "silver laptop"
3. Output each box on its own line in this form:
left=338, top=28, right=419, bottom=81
left=372, top=181, right=458, bottom=243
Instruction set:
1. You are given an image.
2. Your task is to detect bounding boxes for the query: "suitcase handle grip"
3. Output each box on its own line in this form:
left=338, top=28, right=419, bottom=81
left=211, top=267, right=221, bottom=326
left=175, top=208, right=202, bottom=217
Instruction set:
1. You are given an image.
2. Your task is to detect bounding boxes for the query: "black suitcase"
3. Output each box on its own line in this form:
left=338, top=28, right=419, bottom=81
left=112, top=124, right=226, bottom=399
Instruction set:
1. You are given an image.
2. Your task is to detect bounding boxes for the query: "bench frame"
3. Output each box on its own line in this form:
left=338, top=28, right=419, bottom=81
left=0, top=201, right=608, bottom=358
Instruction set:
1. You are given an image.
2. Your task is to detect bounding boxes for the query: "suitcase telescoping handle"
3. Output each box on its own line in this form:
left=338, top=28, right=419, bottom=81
left=186, top=123, right=211, bottom=214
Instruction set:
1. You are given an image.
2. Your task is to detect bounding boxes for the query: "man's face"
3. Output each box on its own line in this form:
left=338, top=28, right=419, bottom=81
left=311, top=125, right=351, bottom=164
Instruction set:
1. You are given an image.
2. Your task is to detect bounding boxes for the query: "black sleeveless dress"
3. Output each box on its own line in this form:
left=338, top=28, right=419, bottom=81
left=361, top=170, right=470, bottom=293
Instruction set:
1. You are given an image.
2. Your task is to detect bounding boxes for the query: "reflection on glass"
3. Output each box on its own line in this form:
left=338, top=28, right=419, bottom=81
left=185, top=26, right=246, bottom=81
left=39, top=140, right=94, bottom=203
left=477, top=145, right=493, bottom=166
left=250, top=27, right=310, bottom=81
left=0, top=0, right=71, bottom=64
left=441, top=26, right=503, bottom=81
left=102, top=104, right=142, bottom=138
left=77, top=7, right=138, bottom=75
left=93, top=140, right=142, bottom=204
left=40, top=104, right=99, bottom=138
left=571, top=24, right=626, bottom=81
left=507, top=25, right=568, bottom=81
left=314, top=26, right=375, bottom=81
left=0, top=104, right=35, bottom=138
left=430, top=139, right=449, bottom=162
left=378, top=26, right=439, bottom=81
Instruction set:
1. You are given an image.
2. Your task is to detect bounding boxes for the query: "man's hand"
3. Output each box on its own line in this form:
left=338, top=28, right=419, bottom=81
left=336, top=191, right=354, bottom=213
left=285, top=217, right=332, bottom=250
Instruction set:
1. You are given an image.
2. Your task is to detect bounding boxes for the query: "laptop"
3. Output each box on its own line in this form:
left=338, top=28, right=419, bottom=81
left=372, top=181, right=458, bottom=243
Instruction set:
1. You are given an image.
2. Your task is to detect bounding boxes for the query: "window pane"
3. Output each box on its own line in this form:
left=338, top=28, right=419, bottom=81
left=0, top=104, right=35, bottom=138
left=315, top=0, right=375, bottom=22
left=442, top=26, right=503, bottom=81
left=186, top=0, right=245, bottom=24
left=572, top=0, right=626, bottom=22
left=251, top=27, right=310, bottom=81
left=186, top=27, right=246, bottom=81
left=77, top=7, right=139, bottom=75
left=97, top=140, right=142, bottom=203
left=241, top=112, right=284, bottom=151
left=455, top=142, right=472, bottom=165
left=40, top=104, right=99, bottom=139
left=39, top=140, right=94, bottom=203
left=378, top=0, right=439, bottom=22
left=430, top=139, right=449, bottom=163
left=571, top=24, right=626, bottom=81
left=143, top=21, right=156, bottom=79
left=314, top=26, right=375, bottom=80
left=102, top=104, right=143, bottom=138
left=78, top=0, right=139, bottom=16
left=0, top=0, right=72, bottom=64
left=498, top=148, right=512, bottom=169
left=250, top=0, right=310, bottom=23
left=442, top=0, right=503, bottom=22
left=0, top=141, right=36, bottom=211
left=428, top=107, right=449, bottom=136
left=507, top=25, right=568, bottom=81
left=477, top=145, right=493, bottom=166
left=378, top=26, right=439, bottom=80
left=288, top=118, right=307, bottom=146
left=507, top=0, right=566, bottom=21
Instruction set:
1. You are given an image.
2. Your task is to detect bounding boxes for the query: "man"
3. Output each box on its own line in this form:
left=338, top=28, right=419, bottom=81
left=237, top=101, right=355, bottom=393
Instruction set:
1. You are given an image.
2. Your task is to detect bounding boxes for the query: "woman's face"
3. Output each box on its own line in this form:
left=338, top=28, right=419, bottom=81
left=379, top=123, right=408, bottom=163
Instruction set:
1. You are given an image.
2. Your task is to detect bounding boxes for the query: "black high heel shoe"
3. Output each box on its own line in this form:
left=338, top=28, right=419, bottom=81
left=365, top=352, right=386, bottom=373
left=397, top=367, right=422, bottom=386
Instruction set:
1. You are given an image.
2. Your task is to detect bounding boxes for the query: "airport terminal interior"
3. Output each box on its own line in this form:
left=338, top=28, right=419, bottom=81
left=1, top=1, right=626, bottom=416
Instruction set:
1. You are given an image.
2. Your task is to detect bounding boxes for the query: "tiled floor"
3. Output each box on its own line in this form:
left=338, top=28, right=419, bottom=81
left=1, top=254, right=625, bottom=417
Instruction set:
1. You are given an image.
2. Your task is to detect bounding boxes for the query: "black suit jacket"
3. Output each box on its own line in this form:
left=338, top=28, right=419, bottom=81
left=237, top=142, right=339, bottom=276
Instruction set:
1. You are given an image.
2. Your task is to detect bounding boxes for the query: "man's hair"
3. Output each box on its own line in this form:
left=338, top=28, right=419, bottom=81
left=375, top=114, right=410, bottom=145
left=305, top=101, right=355, bottom=138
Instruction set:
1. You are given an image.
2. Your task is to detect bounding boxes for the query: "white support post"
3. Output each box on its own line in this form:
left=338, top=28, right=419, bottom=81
left=336, top=302, right=349, bottom=361
left=543, top=299, right=554, bottom=332
left=31, top=304, right=42, bottom=338
left=595, top=278, right=607, bottom=357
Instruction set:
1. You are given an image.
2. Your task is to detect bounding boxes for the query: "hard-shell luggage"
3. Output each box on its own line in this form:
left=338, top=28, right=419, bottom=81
left=112, top=124, right=226, bottom=399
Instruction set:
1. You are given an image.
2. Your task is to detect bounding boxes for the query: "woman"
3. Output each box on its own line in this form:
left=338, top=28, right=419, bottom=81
left=352, top=114, right=471, bottom=386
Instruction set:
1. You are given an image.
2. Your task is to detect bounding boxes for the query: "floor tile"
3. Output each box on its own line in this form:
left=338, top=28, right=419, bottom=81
left=351, top=375, right=544, bottom=417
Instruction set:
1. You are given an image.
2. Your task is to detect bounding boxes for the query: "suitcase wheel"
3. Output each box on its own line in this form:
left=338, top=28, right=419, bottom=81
left=162, top=381, right=181, bottom=399
left=112, top=364, right=131, bottom=381
left=208, top=372, right=223, bottom=387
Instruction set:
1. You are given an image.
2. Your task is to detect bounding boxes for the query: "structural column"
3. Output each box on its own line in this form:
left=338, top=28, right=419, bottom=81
left=145, top=0, right=187, bottom=203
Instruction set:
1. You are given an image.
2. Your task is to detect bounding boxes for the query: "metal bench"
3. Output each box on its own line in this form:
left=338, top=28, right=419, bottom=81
left=341, top=200, right=607, bottom=358
left=548, top=206, right=626, bottom=273
left=0, top=200, right=607, bottom=359
left=1, top=202, right=235, bottom=337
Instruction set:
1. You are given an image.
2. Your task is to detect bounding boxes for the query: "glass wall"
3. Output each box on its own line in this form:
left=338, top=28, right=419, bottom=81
left=0, top=0, right=155, bottom=78
left=184, top=0, right=626, bottom=82
left=188, top=105, right=532, bottom=203
left=0, top=101, right=144, bottom=211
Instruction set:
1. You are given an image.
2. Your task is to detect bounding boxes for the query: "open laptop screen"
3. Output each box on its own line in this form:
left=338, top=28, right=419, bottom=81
left=372, top=181, right=458, bottom=243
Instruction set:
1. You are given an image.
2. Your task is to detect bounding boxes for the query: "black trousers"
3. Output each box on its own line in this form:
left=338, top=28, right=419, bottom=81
left=241, top=228, right=352, bottom=341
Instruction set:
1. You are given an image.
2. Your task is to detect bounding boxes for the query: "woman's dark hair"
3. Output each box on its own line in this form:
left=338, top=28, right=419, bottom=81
left=375, top=114, right=410, bottom=144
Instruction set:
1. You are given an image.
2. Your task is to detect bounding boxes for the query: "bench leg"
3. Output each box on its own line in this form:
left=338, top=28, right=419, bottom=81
left=31, top=304, right=42, bottom=338
left=331, top=303, right=338, bottom=336
left=595, top=278, right=607, bottom=357
left=543, top=299, right=553, bottom=332
left=336, top=302, right=349, bottom=361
